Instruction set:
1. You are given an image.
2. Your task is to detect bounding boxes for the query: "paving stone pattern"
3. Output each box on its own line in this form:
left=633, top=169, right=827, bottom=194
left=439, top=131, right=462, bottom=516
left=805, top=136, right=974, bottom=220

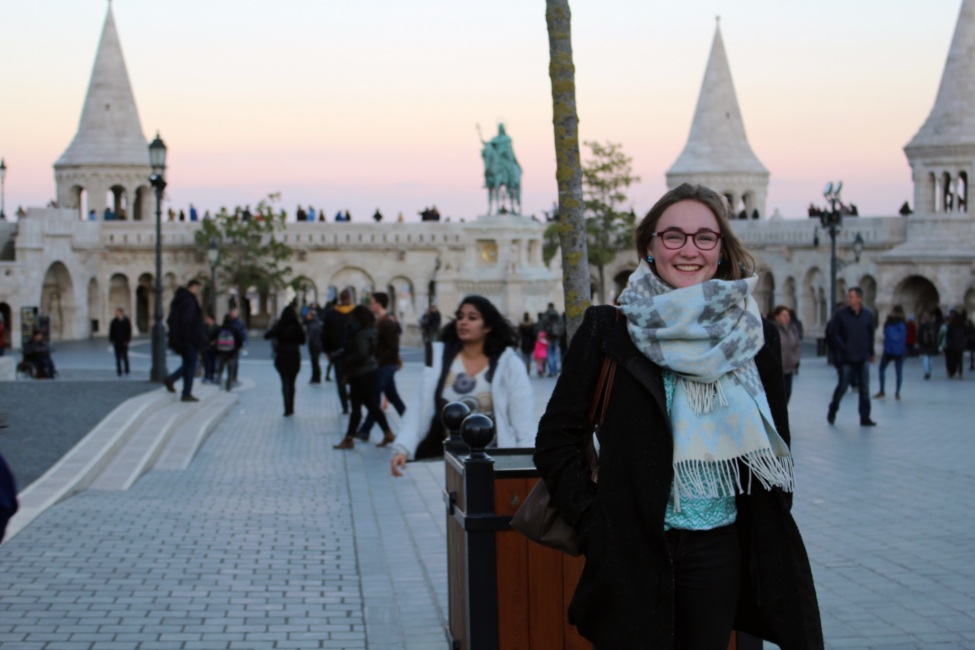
left=0, top=343, right=974, bottom=649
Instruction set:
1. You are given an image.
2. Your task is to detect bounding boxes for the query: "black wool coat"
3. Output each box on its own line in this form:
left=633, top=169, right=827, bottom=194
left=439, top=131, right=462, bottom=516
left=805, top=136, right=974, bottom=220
left=534, top=306, right=823, bottom=650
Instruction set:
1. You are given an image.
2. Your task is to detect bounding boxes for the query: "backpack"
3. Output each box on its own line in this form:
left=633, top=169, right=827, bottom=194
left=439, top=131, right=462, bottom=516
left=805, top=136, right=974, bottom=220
left=216, top=328, right=236, bottom=352
left=919, top=323, right=937, bottom=349
left=883, top=322, right=906, bottom=357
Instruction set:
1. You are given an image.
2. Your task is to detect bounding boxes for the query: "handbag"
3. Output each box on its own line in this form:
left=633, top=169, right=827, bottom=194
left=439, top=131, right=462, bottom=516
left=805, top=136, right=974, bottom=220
left=510, top=354, right=617, bottom=556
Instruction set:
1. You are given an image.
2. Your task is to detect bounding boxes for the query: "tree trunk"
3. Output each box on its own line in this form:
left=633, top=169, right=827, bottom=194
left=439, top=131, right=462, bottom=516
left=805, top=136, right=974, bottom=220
left=546, top=0, right=590, bottom=340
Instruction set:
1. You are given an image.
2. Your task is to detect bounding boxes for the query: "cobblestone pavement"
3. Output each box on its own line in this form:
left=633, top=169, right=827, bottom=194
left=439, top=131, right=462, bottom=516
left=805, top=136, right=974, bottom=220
left=0, top=341, right=973, bottom=649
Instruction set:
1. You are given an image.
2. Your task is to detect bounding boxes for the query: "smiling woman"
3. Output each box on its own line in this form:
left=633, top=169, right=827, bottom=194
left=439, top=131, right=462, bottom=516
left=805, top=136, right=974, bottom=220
left=533, top=184, right=823, bottom=648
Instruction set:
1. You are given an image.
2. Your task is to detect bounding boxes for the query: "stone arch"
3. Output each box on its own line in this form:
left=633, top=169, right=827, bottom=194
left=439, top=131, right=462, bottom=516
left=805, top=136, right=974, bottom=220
left=110, top=274, right=132, bottom=320
left=136, top=273, right=153, bottom=334
left=107, top=185, right=129, bottom=220
left=290, top=275, right=318, bottom=307
left=837, top=278, right=848, bottom=303
left=612, top=268, right=635, bottom=305
left=802, top=268, right=827, bottom=329
left=388, top=275, right=417, bottom=324
left=133, top=186, right=150, bottom=221
left=41, top=262, right=76, bottom=341
left=929, top=171, right=940, bottom=212
left=781, top=276, right=797, bottom=311
left=857, top=275, right=877, bottom=315
left=330, top=267, right=375, bottom=305
left=942, top=171, right=953, bottom=212
left=894, top=275, right=940, bottom=321
left=68, top=184, right=92, bottom=220
left=87, top=277, right=100, bottom=335
left=756, top=271, right=775, bottom=317
left=964, top=287, right=975, bottom=316
left=959, top=171, right=969, bottom=212
left=163, top=273, right=178, bottom=311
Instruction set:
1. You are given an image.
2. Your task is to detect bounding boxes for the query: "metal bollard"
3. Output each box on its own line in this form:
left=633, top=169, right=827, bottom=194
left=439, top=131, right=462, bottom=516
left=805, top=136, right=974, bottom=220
left=441, top=401, right=472, bottom=456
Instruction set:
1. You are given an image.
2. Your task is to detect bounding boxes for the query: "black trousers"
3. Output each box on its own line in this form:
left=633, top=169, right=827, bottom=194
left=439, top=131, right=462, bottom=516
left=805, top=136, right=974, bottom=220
left=113, top=343, right=129, bottom=375
left=275, top=350, right=300, bottom=414
left=345, top=371, right=389, bottom=439
left=308, top=346, right=322, bottom=382
left=664, top=523, right=741, bottom=650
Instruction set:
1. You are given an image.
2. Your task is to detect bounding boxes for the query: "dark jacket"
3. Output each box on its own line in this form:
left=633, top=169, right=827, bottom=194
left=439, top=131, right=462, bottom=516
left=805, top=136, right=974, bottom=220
left=321, top=304, right=354, bottom=354
left=263, top=317, right=306, bottom=354
left=305, top=316, right=323, bottom=352
left=341, top=324, right=379, bottom=378
left=109, top=316, right=132, bottom=345
left=827, top=305, right=875, bottom=364
left=534, top=306, right=823, bottom=649
left=23, top=338, right=52, bottom=363
left=166, top=287, right=208, bottom=352
left=375, top=315, right=401, bottom=366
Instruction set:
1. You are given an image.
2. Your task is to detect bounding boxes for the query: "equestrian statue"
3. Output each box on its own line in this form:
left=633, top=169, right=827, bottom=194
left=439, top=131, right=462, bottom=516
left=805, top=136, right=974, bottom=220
left=478, top=123, right=522, bottom=215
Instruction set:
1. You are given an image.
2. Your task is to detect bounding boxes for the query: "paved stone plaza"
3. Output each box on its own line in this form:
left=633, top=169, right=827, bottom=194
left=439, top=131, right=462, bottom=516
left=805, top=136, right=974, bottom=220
left=0, top=337, right=974, bottom=649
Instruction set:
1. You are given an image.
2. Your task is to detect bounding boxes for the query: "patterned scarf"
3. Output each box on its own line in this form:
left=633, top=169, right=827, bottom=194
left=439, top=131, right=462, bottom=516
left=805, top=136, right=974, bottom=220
left=618, top=263, right=795, bottom=507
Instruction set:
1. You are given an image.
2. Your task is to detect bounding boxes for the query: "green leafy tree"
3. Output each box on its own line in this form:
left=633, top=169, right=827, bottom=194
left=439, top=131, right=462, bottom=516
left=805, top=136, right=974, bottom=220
left=193, top=195, right=294, bottom=316
left=582, top=140, right=640, bottom=303
left=546, top=0, right=589, bottom=339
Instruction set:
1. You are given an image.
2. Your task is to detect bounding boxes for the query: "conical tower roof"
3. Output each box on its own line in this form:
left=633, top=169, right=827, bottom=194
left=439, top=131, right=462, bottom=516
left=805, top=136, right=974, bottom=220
left=668, top=20, right=767, bottom=176
left=55, top=3, right=148, bottom=167
left=906, top=0, right=975, bottom=152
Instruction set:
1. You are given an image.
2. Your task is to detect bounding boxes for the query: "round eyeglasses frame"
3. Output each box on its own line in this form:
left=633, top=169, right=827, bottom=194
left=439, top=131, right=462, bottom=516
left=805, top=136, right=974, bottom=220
left=651, top=228, right=723, bottom=251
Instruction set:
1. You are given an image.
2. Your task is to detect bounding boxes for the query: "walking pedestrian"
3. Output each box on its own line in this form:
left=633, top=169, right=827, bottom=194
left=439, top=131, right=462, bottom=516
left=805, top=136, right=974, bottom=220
left=333, top=305, right=396, bottom=449
left=164, top=279, right=208, bottom=402
left=517, top=312, right=536, bottom=373
left=772, top=305, right=801, bottom=404
left=322, top=290, right=355, bottom=414
left=533, top=330, right=549, bottom=377
left=355, top=292, right=407, bottom=442
left=108, top=307, right=132, bottom=376
left=533, top=184, right=821, bottom=649
left=226, top=307, right=248, bottom=386
left=390, top=295, right=533, bottom=475
left=941, top=309, right=967, bottom=379
left=201, top=313, right=219, bottom=384
left=263, top=304, right=306, bottom=416
left=827, top=288, right=877, bottom=426
left=917, top=312, right=940, bottom=379
left=212, top=314, right=244, bottom=391
left=305, top=309, right=324, bottom=383
left=874, top=305, right=907, bottom=400
left=542, top=303, right=563, bottom=376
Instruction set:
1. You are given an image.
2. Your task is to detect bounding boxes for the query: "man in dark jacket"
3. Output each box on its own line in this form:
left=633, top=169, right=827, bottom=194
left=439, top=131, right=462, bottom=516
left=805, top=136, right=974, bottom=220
left=164, top=279, right=208, bottom=402
left=108, top=307, right=132, bottom=376
left=321, top=289, right=355, bottom=413
left=827, top=287, right=877, bottom=426
left=305, top=308, right=324, bottom=383
left=356, top=292, right=406, bottom=441
left=23, top=330, right=56, bottom=378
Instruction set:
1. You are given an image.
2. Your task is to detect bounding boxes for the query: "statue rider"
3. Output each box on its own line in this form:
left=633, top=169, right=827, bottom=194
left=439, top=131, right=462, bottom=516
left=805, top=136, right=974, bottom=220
left=480, top=123, right=523, bottom=215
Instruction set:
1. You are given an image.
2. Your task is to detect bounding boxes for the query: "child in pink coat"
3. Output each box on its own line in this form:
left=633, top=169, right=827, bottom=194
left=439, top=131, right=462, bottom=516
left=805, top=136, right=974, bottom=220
left=533, top=330, right=549, bottom=377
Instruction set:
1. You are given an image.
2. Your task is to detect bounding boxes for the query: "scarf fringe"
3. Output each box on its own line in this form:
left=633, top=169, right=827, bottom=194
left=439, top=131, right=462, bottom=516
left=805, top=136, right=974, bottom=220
left=679, top=377, right=728, bottom=414
left=672, top=451, right=795, bottom=512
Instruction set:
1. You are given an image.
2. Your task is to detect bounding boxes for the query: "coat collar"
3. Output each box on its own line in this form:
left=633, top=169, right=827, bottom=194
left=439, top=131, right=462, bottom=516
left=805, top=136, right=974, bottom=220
left=600, top=313, right=668, bottom=417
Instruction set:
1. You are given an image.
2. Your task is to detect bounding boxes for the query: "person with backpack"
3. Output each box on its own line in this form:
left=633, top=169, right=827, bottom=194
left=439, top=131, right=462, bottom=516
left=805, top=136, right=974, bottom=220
left=321, top=289, right=355, bottom=414
left=212, top=314, right=244, bottom=391
left=917, top=311, right=940, bottom=380
left=874, top=305, right=907, bottom=400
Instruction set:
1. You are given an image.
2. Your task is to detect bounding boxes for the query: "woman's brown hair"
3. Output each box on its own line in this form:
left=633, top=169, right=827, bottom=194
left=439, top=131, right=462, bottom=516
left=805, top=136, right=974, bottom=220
left=634, top=183, right=759, bottom=281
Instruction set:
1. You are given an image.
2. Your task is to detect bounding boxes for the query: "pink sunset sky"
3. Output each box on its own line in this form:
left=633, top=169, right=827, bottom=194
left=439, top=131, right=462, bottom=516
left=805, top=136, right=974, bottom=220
left=0, top=0, right=963, bottom=221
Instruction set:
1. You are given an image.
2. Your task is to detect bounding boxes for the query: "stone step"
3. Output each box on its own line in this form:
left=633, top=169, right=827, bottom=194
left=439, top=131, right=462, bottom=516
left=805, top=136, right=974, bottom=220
left=4, top=389, right=171, bottom=540
left=153, top=390, right=238, bottom=471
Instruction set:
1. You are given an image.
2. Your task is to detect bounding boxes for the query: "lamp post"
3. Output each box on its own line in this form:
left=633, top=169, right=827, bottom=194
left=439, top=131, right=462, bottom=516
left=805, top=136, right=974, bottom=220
left=207, top=237, right=219, bottom=317
left=0, top=158, right=7, bottom=221
left=148, top=133, right=169, bottom=382
left=852, top=232, right=865, bottom=264
left=811, top=181, right=844, bottom=314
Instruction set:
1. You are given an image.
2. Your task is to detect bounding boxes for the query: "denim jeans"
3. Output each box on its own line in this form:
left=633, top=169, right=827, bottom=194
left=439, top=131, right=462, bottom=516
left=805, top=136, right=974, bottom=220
left=830, top=360, right=871, bottom=421
left=358, top=364, right=406, bottom=435
left=878, top=354, right=904, bottom=395
left=546, top=340, right=561, bottom=375
left=166, top=345, right=199, bottom=397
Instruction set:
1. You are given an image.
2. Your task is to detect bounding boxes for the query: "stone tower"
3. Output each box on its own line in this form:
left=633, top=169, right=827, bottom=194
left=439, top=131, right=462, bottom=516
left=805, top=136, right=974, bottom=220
left=667, top=19, right=769, bottom=219
left=54, top=2, right=151, bottom=221
left=904, top=0, right=975, bottom=219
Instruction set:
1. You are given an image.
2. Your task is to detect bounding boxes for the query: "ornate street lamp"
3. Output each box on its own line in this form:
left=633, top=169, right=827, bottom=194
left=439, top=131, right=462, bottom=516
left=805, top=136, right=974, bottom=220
left=0, top=158, right=7, bottom=221
left=852, top=232, right=865, bottom=264
left=148, top=133, right=169, bottom=382
left=207, top=237, right=220, bottom=317
left=810, top=181, right=845, bottom=314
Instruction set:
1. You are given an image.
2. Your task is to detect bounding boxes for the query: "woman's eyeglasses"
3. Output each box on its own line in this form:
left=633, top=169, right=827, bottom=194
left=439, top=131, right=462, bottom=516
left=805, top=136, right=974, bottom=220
left=651, top=228, right=722, bottom=251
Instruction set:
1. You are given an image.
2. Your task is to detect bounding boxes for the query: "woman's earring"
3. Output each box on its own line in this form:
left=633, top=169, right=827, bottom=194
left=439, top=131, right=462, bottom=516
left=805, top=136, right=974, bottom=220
left=717, top=257, right=724, bottom=266
left=646, top=254, right=654, bottom=265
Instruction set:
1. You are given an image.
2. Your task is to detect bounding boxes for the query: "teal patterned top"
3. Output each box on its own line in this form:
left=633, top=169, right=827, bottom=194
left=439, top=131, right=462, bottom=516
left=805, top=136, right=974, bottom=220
left=661, top=370, right=737, bottom=531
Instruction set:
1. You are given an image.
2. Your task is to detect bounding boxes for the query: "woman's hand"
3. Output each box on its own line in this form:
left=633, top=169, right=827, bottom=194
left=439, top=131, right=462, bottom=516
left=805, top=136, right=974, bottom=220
left=391, top=453, right=408, bottom=477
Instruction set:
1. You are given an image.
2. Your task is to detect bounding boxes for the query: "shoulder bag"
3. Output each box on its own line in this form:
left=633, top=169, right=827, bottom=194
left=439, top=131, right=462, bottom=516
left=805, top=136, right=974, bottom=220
left=510, top=354, right=616, bottom=556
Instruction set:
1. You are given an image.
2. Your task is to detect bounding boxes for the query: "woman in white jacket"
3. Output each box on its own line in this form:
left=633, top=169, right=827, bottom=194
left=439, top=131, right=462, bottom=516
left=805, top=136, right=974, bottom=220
left=391, top=295, right=534, bottom=476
